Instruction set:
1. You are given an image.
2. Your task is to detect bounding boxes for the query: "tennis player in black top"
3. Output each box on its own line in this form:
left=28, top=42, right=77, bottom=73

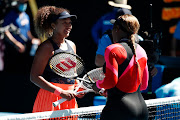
left=30, top=6, right=83, bottom=113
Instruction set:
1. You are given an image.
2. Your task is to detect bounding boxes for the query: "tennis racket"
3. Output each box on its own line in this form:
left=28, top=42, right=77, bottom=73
left=49, top=52, right=90, bottom=83
left=53, top=67, right=105, bottom=107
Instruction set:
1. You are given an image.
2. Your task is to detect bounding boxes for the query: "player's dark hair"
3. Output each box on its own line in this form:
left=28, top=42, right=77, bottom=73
left=34, top=6, right=69, bottom=38
left=115, top=14, right=141, bottom=81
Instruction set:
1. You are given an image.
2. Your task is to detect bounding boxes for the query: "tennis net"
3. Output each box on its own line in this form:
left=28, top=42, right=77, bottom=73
left=0, top=96, right=180, bottom=120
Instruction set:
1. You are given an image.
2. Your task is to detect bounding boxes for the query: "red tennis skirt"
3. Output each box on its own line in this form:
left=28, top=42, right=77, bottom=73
left=32, top=83, right=78, bottom=113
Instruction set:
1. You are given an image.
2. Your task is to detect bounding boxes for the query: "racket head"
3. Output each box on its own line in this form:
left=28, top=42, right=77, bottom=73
left=81, top=67, right=105, bottom=89
left=49, top=52, right=85, bottom=78
left=83, top=67, right=105, bottom=82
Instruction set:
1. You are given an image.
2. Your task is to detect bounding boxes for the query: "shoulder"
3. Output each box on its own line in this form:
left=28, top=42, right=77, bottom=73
left=23, top=12, right=30, bottom=18
left=105, top=43, right=126, bottom=54
left=136, top=44, right=148, bottom=59
left=31, top=40, right=54, bottom=72
left=96, top=34, right=112, bottom=55
left=105, top=44, right=127, bottom=61
left=137, top=44, right=147, bottom=54
left=106, top=43, right=124, bottom=50
left=36, top=39, right=54, bottom=56
left=65, top=39, right=76, bottom=47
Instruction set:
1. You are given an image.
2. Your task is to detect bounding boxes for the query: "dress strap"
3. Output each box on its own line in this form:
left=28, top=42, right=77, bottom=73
left=49, top=38, right=59, bottom=50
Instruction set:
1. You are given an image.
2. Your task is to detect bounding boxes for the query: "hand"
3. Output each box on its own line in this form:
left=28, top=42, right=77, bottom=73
left=32, top=38, right=41, bottom=45
left=15, top=42, right=25, bottom=53
left=92, top=83, right=101, bottom=93
left=76, top=92, right=85, bottom=98
left=60, top=90, right=76, bottom=101
left=76, top=87, right=85, bottom=98
left=99, top=89, right=107, bottom=97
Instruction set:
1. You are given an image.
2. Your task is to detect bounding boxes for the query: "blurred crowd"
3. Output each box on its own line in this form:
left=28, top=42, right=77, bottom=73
left=0, top=0, right=180, bottom=113
left=0, top=0, right=40, bottom=74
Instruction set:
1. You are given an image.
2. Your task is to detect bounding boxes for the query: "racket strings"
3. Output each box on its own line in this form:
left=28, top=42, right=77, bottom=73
left=83, top=68, right=105, bottom=82
left=81, top=68, right=105, bottom=89
left=82, top=81, right=93, bottom=89
left=49, top=53, right=85, bottom=78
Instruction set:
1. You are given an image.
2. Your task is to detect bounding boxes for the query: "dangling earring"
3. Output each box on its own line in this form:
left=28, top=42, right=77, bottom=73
left=49, top=28, right=54, bottom=37
left=51, top=23, right=55, bottom=30
left=49, top=31, right=53, bottom=37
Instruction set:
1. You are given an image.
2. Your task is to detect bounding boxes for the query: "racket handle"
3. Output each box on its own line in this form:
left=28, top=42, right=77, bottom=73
left=99, top=88, right=105, bottom=93
left=76, top=89, right=94, bottom=94
left=52, top=81, right=83, bottom=107
left=53, top=98, right=67, bottom=107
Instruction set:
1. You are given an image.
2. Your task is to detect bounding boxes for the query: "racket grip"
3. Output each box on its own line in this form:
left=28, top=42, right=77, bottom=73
left=52, top=82, right=82, bottom=107
left=99, top=88, right=105, bottom=93
left=76, top=89, right=94, bottom=94
left=53, top=98, right=67, bottom=107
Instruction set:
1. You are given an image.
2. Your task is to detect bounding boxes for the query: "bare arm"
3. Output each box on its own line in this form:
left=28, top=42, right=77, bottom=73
left=95, top=54, right=105, bottom=67
left=30, top=41, right=57, bottom=92
left=27, top=31, right=41, bottom=45
left=4, top=30, right=25, bottom=53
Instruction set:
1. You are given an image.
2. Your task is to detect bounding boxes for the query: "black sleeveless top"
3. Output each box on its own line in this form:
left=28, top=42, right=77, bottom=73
left=42, top=39, right=76, bottom=84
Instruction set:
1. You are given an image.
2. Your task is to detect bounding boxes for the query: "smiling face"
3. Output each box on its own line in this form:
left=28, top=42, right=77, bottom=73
left=52, top=18, right=72, bottom=38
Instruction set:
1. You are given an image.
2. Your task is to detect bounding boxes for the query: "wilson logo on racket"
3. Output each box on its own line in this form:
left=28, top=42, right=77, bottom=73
left=56, top=57, right=76, bottom=72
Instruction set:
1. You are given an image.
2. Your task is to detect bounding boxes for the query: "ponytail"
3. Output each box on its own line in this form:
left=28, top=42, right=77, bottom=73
left=129, top=34, right=141, bottom=82
left=115, top=14, right=141, bottom=82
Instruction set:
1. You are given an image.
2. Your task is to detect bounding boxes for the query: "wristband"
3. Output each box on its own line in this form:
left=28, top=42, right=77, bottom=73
left=54, top=88, right=62, bottom=96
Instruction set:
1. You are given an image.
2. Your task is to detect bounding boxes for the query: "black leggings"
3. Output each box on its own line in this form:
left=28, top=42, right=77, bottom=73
left=100, top=88, right=148, bottom=120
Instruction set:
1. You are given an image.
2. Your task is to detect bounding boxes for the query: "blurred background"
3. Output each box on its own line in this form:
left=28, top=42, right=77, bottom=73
left=0, top=0, right=180, bottom=114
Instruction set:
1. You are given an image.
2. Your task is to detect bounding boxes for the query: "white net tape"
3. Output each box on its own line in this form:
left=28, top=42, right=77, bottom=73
left=0, top=96, right=180, bottom=120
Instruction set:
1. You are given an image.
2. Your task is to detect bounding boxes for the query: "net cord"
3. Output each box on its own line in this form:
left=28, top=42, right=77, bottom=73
left=0, top=105, right=104, bottom=120
left=1, top=97, right=180, bottom=120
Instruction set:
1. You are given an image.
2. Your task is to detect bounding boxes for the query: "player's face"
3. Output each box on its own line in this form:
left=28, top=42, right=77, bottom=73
left=54, top=18, right=72, bottom=38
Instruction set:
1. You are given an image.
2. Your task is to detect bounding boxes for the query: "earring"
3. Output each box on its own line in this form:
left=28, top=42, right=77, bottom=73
left=51, top=25, right=55, bottom=30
